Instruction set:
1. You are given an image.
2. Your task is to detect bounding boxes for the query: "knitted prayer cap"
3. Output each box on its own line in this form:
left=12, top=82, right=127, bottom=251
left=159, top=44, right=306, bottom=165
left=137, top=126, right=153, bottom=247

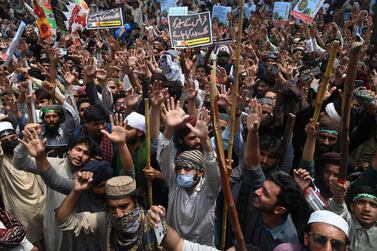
left=175, top=150, right=204, bottom=170
left=105, top=176, right=136, bottom=200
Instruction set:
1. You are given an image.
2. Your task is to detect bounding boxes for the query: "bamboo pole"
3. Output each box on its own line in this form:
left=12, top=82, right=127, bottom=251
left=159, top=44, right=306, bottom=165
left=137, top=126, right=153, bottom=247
left=27, top=80, right=37, bottom=123
left=339, top=42, right=363, bottom=182
left=144, top=98, right=153, bottom=207
left=312, top=41, right=340, bottom=122
left=222, top=2, right=244, bottom=250
left=209, top=53, right=246, bottom=251
left=282, top=113, right=296, bottom=151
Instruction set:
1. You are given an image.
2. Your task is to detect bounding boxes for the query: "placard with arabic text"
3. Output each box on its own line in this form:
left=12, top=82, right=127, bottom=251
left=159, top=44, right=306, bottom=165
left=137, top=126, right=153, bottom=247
left=168, top=12, right=213, bottom=49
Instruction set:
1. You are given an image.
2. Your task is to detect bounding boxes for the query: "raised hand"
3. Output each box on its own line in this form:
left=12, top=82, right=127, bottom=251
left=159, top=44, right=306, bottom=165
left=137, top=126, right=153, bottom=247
left=146, top=205, right=166, bottom=228
left=184, top=79, right=198, bottom=101
left=19, top=128, right=46, bottom=158
left=101, top=113, right=127, bottom=144
left=163, top=97, right=189, bottom=128
left=73, top=171, right=93, bottom=192
left=143, top=166, right=162, bottom=181
left=186, top=108, right=209, bottom=140
left=62, top=64, right=76, bottom=85
left=293, top=169, right=312, bottom=191
left=246, top=99, right=262, bottom=133
left=83, top=59, right=96, bottom=83
left=148, top=80, right=166, bottom=107
left=125, top=89, right=141, bottom=108
left=95, top=69, right=107, bottom=82
left=304, top=119, right=318, bottom=138
left=47, top=47, right=59, bottom=63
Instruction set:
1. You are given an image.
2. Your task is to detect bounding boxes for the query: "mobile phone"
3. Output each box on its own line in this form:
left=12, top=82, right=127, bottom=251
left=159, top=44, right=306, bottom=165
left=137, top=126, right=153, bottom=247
left=154, top=220, right=167, bottom=246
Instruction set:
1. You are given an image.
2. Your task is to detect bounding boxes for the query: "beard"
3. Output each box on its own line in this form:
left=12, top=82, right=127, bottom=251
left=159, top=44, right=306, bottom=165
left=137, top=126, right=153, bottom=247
left=181, top=143, right=202, bottom=152
left=45, top=123, right=60, bottom=134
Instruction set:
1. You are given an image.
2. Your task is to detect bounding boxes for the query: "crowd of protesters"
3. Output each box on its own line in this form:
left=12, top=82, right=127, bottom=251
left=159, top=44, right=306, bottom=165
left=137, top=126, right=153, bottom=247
left=0, top=0, right=376, bottom=250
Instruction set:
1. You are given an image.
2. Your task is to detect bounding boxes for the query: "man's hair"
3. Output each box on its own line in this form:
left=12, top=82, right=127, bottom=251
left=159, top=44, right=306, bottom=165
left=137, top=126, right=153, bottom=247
left=83, top=105, right=107, bottom=123
left=67, top=136, right=99, bottom=158
left=259, top=134, right=284, bottom=160
left=36, top=88, right=51, bottom=101
left=113, top=90, right=126, bottom=102
left=76, top=98, right=90, bottom=109
left=269, top=172, right=303, bottom=217
left=350, top=185, right=377, bottom=202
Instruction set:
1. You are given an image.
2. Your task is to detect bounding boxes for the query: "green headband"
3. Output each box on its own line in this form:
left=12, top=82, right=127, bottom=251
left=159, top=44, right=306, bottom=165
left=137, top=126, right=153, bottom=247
left=353, top=193, right=377, bottom=203
left=319, top=128, right=339, bottom=135
left=40, top=106, right=62, bottom=114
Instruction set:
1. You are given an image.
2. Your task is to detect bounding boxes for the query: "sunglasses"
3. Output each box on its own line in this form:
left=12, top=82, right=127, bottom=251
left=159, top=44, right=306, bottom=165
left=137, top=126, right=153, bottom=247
left=309, top=232, right=346, bottom=251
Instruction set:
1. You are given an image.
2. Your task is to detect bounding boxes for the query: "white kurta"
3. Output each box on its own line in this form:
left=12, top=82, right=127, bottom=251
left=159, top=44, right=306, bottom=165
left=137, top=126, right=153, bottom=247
left=0, top=150, right=46, bottom=243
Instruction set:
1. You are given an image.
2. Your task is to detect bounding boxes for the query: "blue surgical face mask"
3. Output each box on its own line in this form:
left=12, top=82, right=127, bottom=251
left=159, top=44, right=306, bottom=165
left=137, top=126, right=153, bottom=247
left=176, top=173, right=195, bottom=188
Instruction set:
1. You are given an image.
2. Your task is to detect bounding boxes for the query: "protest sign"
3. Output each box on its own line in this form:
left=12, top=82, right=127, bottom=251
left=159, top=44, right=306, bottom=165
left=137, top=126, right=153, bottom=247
left=168, top=12, right=212, bottom=48
left=273, top=2, right=291, bottom=25
left=212, top=5, right=231, bottom=25
left=159, top=0, right=177, bottom=12
left=244, top=3, right=256, bottom=19
left=87, top=8, right=123, bottom=29
left=291, top=0, right=325, bottom=24
left=2, top=21, right=26, bottom=66
left=169, top=7, right=188, bottom=16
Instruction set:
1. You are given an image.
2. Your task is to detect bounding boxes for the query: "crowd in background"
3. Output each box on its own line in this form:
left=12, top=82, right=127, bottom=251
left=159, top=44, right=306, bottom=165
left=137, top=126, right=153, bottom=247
left=0, top=0, right=376, bottom=251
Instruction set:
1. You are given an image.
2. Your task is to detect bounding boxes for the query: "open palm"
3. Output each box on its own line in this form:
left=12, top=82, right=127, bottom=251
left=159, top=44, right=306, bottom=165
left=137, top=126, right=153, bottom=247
left=164, top=98, right=189, bottom=127
left=101, top=114, right=127, bottom=144
left=186, top=108, right=209, bottom=139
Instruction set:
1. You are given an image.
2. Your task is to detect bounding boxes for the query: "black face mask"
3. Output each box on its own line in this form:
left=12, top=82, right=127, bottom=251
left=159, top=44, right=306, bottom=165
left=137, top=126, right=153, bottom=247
left=2, top=140, right=19, bottom=155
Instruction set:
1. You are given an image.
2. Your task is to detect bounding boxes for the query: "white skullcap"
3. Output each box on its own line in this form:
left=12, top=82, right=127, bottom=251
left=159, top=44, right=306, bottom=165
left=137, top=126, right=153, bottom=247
left=308, top=210, right=349, bottom=237
left=0, top=121, right=14, bottom=133
left=124, top=112, right=146, bottom=133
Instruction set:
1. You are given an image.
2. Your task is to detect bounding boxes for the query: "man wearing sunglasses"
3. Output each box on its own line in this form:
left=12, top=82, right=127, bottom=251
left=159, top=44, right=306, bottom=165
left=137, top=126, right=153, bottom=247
left=304, top=210, right=349, bottom=251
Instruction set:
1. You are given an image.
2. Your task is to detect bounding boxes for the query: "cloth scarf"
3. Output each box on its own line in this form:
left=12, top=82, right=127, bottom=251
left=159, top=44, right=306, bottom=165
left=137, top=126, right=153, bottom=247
left=106, top=206, right=155, bottom=251
left=0, top=209, right=26, bottom=250
left=80, top=126, right=113, bottom=163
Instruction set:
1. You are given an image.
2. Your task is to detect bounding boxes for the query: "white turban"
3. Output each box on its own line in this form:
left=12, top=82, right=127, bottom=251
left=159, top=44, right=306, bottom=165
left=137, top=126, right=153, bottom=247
left=124, top=112, right=145, bottom=133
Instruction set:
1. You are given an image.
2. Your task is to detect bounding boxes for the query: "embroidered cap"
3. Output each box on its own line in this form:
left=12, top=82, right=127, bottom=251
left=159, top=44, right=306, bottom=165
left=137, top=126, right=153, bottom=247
left=105, top=176, right=136, bottom=200
left=308, top=210, right=349, bottom=237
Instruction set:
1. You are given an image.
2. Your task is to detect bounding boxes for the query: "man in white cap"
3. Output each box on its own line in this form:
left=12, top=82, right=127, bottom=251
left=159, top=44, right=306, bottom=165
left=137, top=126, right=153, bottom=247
left=122, top=111, right=164, bottom=207
left=56, top=174, right=158, bottom=250
left=273, top=210, right=349, bottom=251
left=0, top=120, right=46, bottom=249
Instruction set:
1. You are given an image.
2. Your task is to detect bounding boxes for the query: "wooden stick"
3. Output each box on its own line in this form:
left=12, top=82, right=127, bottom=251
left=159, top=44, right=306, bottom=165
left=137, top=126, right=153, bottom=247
left=339, top=42, right=363, bottom=181
left=223, top=3, right=244, bottom=250
left=282, top=113, right=296, bottom=151
left=227, top=0, right=245, bottom=164
left=209, top=53, right=246, bottom=251
left=144, top=98, right=153, bottom=208
left=312, top=41, right=340, bottom=122
left=27, top=80, right=37, bottom=123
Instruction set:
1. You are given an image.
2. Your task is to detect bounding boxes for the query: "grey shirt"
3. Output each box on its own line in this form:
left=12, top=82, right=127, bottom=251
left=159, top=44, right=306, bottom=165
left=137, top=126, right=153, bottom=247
left=157, top=135, right=221, bottom=247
